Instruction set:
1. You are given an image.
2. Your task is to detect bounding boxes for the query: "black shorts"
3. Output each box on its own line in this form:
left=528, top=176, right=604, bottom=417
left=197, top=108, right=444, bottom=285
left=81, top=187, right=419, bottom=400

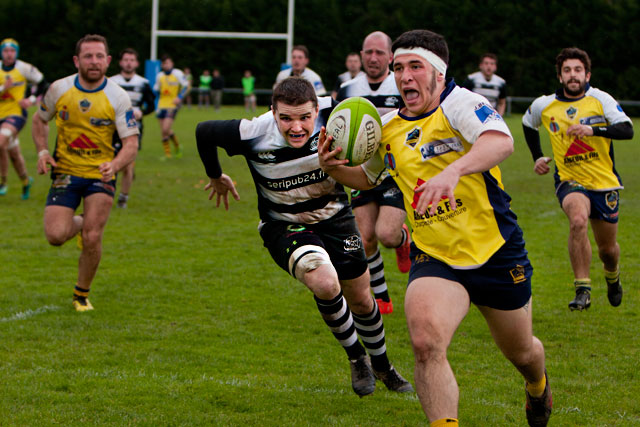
left=408, top=226, right=533, bottom=310
left=555, top=180, right=619, bottom=223
left=350, top=175, right=405, bottom=210
left=259, top=208, right=368, bottom=281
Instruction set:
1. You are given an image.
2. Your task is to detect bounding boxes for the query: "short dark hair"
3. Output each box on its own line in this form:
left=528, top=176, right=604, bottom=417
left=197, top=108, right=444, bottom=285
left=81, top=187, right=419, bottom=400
left=556, top=47, right=591, bottom=75
left=292, top=45, right=309, bottom=59
left=160, top=54, right=172, bottom=63
left=75, top=34, right=108, bottom=56
left=391, top=30, right=449, bottom=66
left=479, top=53, right=498, bottom=64
left=346, top=52, right=360, bottom=59
left=119, top=47, right=138, bottom=61
left=272, top=77, right=317, bottom=109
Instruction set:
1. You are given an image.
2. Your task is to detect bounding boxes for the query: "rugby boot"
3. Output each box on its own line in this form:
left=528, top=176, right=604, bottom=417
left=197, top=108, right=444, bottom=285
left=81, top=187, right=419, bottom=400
left=376, top=298, right=393, bottom=315
left=0, top=183, right=7, bottom=195
left=21, top=177, right=33, bottom=200
left=606, top=277, right=623, bottom=307
left=373, top=365, right=414, bottom=393
left=72, top=296, right=94, bottom=312
left=568, top=287, right=591, bottom=311
left=525, top=371, right=552, bottom=426
left=395, top=223, right=411, bottom=273
left=349, top=354, right=376, bottom=397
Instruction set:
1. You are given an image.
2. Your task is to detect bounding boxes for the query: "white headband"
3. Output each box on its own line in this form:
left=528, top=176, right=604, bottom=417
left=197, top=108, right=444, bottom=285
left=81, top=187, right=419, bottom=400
left=393, top=47, right=447, bottom=76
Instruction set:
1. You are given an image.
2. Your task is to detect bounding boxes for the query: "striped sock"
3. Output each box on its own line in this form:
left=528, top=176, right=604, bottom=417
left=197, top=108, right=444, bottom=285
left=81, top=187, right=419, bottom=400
left=574, top=278, right=591, bottom=291
left=368, top=250, right=390, bottom=302
left=162, top=138, right=171, bottom=157
left=169, top=133, right=180, bottom=148
left=314, top=292, right=366, bottom=360
left=604, top=266, right=619, bottom=285
left=73, top=285, right=90, bottom=301
left=352, top=299, right=390, bottom=372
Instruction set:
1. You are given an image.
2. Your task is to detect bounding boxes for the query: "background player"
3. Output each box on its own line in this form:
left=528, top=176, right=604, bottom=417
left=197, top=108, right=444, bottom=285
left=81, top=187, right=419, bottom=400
left=522, top=47, right=633, bottom=311
left=242, top=70, right=256, bottom=113
left=336, top=31, right=409, bottom=314
left=330, top=52, right=364, bottom=100
left=32, top=34, right=139, bottom=311
left=110, top=48, right=156, bottom=208
left=320, top=29, right=551, bottom=427
left=274, top=45, right=326, bottom=96
left=0, top=38, right=46, bottom=199
left=462, top=53, right=507, bottom=116
left=154, top=54, right=187, bottom=159
left=196, top=77, right=412, bottom=397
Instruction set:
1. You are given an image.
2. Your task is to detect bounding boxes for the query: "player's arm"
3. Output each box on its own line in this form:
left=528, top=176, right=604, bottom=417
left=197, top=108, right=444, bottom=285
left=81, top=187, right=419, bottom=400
left=318, top=127, right=376, bottom=190
left=522, top=124, right=552, bottom=175
left=100, top=135, right=138, bottom=181
left=496, top=82, right=507, bottom=116
left=567, top=121, right=634, bottom=139
left=415, top=130, right=513, bottom=216
left=32, top=113, right=56, bottom=174
left=141, top=82, right=156, bottom=116
left=196, top=120, right=242, bottom=209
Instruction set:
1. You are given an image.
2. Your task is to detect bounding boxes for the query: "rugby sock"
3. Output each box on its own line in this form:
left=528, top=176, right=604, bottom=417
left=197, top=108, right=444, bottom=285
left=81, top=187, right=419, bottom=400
left=526, top=373, right=547, bottom=398
left=162, top=138, right=171, bottom=157
left=431, top=418, right=458, bottom=426
left=396, top=226, right=408, bottom=248
left=314, top=292, right=366, bottom=360
left=574, top=278, right=591, bottom=292
left=604, top=266, right=620, bottom=284
left=368, top=250, right=390, bottom=302
left=19, top=174, right=29, bottom=186
left=169, top=132, right=180, bottom=148
left=352, top=299, right=390, bottom=372
left=73, top=285, right=90, bottom=302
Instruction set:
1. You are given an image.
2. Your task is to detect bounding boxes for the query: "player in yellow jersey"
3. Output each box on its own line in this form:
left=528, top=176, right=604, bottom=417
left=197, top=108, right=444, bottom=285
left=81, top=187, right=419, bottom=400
left=523, top=48, right=633, bottom=311
left=319, top=30, right=551, bottom=427
left=0, top=38, right=46, bottom=199
left=154, top=54, right=187, bottom=159
left=32, top=34, right=139, bottom=312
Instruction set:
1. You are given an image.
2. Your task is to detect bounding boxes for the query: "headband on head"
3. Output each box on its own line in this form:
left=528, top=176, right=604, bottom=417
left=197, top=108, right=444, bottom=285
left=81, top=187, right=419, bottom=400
left=394, top=47, right=447, bottom=76
left=1, top=38, right=19, bottom=60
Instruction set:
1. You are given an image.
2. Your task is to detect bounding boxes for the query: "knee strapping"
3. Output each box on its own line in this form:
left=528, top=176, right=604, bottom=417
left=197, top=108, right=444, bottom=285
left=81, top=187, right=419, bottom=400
left=288, top=245, right=332, bottom=280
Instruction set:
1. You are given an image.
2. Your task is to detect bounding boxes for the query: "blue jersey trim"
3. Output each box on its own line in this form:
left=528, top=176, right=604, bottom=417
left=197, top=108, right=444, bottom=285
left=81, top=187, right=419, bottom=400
left=74, top=75, right=108, bottom=93
left=481, top=170, right=518, bottom=242
left=554, top=83, right=591, bottom=102
left=397, top=78, right=457, bottom=121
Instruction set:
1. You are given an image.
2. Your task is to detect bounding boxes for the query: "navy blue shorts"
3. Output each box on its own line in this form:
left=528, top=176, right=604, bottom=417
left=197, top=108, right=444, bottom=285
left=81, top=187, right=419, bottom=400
left=156, top=108, right=178, bottom=119
left=259, top=208, right=368, bottom=281
left=408, top=227, right=533, bottom=310
left=351, top=175, right=405, bottom=210
left=555, top=180, right=619, bottom=223
left=0, top=113, right=28, bottom=132
left=46, top=174, right=116, bottom=209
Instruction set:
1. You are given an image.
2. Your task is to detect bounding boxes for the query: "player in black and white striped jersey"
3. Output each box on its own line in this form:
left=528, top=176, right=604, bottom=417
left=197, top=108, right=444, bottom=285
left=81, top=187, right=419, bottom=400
left=196, top=77, right=412, bottom=397
left=462, top=53, right=507, bottom=116
left=110, top=48, right=156, bottom=208
left=336, top=31, right=411, bottom=315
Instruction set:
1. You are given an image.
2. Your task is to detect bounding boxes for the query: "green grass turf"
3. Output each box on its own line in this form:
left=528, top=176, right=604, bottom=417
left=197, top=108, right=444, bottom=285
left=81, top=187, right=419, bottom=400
left=1, top=106, right=639, bottom=425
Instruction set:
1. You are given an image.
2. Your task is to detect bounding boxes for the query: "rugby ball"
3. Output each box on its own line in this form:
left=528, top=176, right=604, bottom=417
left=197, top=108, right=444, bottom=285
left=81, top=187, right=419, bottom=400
left=326, top=97, right=382, bottom=166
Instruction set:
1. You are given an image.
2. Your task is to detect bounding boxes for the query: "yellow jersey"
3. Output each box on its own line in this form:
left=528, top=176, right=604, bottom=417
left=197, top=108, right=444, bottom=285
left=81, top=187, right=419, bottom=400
left=0, top=59, right=43, bottom=118
left=522, top=86, right=631, bottom=191
left=362, top=82, right=518, bottom=268
left=37, top=74, right=138, bottom=179
left=154, top=69, right=188, bottom=110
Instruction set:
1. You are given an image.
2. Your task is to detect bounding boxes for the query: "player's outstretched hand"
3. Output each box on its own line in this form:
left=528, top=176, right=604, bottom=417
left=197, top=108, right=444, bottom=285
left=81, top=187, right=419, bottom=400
left=534, top=157, right=552, bottom=175
left=318, top=126, right=349, bottom=173
left=36, top=151, right=57, bottom=175
left=204, top=174, right=240, bottom=210
left=414, top=167, right=460, bottom=216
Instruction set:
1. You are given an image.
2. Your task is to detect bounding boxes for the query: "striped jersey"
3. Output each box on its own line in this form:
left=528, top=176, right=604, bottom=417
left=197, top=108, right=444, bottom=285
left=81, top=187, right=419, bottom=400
left=275, top=67, right=326, bottom=96
left=522, top=85, right=632, bottom=191
left=38, top=74, right=138, bottom=179
left=109, top=73, right=155, bottom=116
left=197, top=97, right=349, bottom=224
left=362, top=80, right=518, bottom=268
left=0, top=59, right=44, bottom=118
left=462, top=71, right=506, bottom=109
left=337, top=72, right=403, bottom=116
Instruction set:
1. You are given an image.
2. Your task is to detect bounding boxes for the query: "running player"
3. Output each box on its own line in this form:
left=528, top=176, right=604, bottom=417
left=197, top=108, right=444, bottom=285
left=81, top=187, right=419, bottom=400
left=32, top=34, right=139, bottom=312
left=0, top=38, right=46, bottom=199
left=462, top=53, right=507, bottom=116
left=320, top=29, right=551, bottom=427
left=110, top=48, right=156, bottom=208
left=336, top=31, right=409, bottom=314
left=196, top=77, right=412, bottom=397
left=155, top=54, right=187, bottom=159
left=523, top=47, right=633, bottom=311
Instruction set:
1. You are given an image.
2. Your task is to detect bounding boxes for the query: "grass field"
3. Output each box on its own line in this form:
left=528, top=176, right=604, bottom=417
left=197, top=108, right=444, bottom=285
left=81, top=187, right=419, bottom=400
left=1, top=106, right=639, bottom=426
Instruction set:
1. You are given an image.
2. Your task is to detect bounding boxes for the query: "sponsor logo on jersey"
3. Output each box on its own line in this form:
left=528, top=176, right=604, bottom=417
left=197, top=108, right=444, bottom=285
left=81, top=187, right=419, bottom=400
left=79, top=98, right=91, bottom=113
left=565, top=106, right=577, bottom=120
left=579, top=115, right=606, bottom=126
left=264, top=169, right=326, bottom=191
left=617, top=104, right=624, bottom=112
left=309, top=135, right=319, bottom=152
left=125, top=109, right=136, bottom=128
left=405, top=128, right=421, bottom=148
left=563, top=138, right=599, bottom=164
left=549, top=117, right=560, bottom=133
left=69, top=133, right=99, bottom=149
left=383, top=147, right=396, bottom=171
left=59, top=106, right=69, bottom=121
left=474, top=103, right=500, bottom=123
left=605, top=191, right=619, bottom=210
left=343, top=234, right=362, bottom=252
left=257, top=151, right=276, bottom=162
left=411, top=178, right=465, bottom=223
left=90, top=117, right=113, bottom=126
left=510, top=265, right=527, bottom=284
left=384, top=96, right=399, bottom=107
left=419, top=137, right=464, bottom=162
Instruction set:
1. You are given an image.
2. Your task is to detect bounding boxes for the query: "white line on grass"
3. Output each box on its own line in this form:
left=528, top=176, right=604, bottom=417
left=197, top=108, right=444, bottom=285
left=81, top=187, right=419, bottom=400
left=0, top=305, right=61, bottom=322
